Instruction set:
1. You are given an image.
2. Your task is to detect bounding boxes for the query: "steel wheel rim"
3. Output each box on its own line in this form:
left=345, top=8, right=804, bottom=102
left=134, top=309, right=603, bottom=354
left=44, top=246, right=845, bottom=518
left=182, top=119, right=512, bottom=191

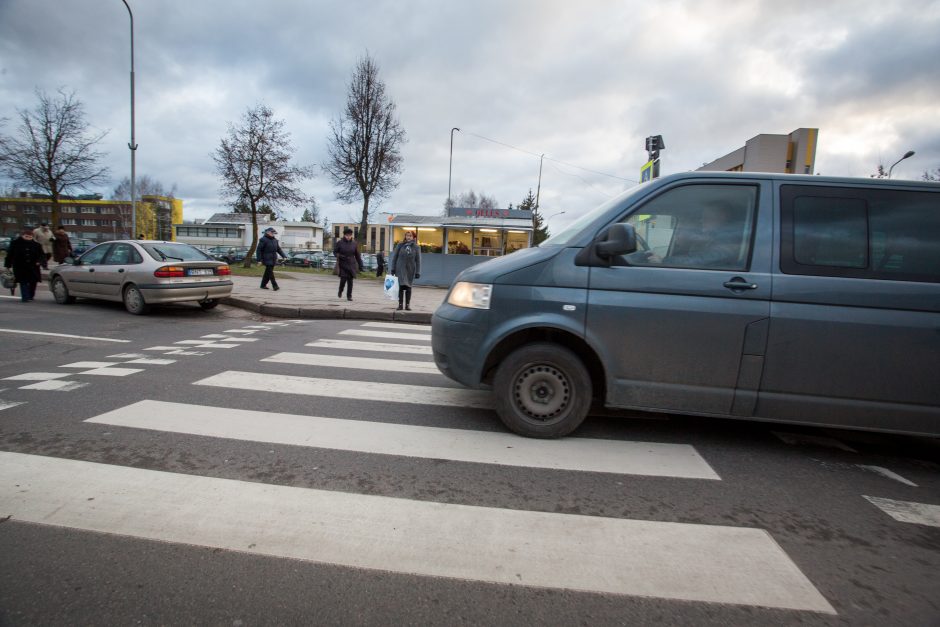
left=512, top=363, right=571, bottom=423
left=126, top=288, right=142, bottom=310
left=52, top=279, right=67, bottom=300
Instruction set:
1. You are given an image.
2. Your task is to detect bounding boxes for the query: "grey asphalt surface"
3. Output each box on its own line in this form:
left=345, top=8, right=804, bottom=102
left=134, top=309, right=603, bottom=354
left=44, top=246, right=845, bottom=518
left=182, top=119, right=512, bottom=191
left=221, top=270, right=447, bottom=322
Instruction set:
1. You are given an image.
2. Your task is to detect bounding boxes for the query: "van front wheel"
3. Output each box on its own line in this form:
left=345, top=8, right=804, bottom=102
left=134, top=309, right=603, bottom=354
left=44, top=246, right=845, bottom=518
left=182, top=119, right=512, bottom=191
left=493, top=343, right=592, bottom=438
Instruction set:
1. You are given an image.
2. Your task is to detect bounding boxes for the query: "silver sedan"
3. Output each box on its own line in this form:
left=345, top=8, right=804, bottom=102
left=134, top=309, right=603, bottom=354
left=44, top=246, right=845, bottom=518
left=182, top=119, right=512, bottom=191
left=49, top=240, right=234, bottom=315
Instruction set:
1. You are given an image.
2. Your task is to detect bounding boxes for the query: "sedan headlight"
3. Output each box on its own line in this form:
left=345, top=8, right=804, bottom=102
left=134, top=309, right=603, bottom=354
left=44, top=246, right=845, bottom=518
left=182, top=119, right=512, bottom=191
left=447, top=282, right=492, bottom=310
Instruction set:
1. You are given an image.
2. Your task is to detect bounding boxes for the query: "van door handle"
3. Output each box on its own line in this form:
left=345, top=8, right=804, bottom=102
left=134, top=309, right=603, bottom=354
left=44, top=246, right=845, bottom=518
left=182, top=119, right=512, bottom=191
left=723, top=278, right=757, bottom=291
left=88, top=268, right=95, bottom=273
left=118, top=268, right=125, bottom=273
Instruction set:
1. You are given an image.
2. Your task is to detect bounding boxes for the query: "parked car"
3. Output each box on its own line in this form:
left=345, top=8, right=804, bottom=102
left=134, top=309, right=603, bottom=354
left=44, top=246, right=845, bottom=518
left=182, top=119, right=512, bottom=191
left=211, top=246, right=250, bottom=264
left=71, top=238, right=95, bottom=256
left=320, top=253, right=336, bottom=270
left=49, top=240, right=233, bottom=315
left=286, top=251, right=323, bottom=267
left=432, top=171, right=940, bottom=439
left=0, top=237, right=11, bottom=252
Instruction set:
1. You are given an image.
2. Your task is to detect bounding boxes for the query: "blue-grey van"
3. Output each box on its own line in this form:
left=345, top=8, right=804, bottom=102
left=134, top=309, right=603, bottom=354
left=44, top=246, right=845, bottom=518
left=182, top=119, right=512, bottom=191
left=431, top=172, right=940, bottom=438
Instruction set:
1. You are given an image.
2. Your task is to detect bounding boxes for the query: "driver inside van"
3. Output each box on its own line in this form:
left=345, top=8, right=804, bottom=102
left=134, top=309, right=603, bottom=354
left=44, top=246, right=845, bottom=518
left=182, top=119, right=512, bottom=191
left=628, top=204, right=745, bottom=270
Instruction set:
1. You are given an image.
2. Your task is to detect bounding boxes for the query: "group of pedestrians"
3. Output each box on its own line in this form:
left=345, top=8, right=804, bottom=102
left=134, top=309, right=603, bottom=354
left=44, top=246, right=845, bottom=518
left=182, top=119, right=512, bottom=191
left=3, top=223, right=73, bottom=302
left=256, top=226, right=422, bottom=309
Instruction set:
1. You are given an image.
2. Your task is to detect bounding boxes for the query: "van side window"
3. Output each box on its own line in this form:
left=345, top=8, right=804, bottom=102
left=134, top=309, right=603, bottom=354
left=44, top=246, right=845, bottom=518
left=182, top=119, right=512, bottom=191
left=623, top=184, right=757, bottom=271
left=781, top=185, right=940, bottom=283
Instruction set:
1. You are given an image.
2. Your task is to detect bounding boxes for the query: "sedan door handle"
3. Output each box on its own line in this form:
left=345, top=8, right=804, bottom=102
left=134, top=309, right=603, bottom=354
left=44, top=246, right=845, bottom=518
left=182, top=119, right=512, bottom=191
left=118, top=268, right=125, bottom=273
left=88, top=268, right=95, bottom=273
left=723, top=278, right=757, bottom=291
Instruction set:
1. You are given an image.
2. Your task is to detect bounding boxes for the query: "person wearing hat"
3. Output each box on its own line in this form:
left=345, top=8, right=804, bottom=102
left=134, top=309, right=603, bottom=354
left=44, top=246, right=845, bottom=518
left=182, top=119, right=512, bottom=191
left=333, top=227, right=363, bottom=301
left=33, top=222, right=54, bottom=268
left=256, top=227, right=287, bottom=290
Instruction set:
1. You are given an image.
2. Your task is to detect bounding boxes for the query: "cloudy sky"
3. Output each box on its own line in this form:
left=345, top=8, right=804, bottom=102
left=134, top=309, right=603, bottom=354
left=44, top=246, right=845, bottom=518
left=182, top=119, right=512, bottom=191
left=1, top=0, right=938, bottom=231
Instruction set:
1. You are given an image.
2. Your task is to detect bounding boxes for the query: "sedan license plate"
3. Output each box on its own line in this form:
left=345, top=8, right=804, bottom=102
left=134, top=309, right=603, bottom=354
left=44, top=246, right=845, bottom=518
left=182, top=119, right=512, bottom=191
left=188, top=268, right=215, bottom=276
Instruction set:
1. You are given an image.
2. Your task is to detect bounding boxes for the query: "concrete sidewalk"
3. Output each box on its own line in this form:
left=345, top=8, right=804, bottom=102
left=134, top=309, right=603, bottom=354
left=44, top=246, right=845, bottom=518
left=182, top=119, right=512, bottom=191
left=221, top=271, right=447, bottom=323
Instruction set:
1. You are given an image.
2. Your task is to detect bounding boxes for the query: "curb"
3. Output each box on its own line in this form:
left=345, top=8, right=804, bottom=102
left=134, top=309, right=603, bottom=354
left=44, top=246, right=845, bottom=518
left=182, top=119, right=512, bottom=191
left=221, top=296, right=433, bottom=324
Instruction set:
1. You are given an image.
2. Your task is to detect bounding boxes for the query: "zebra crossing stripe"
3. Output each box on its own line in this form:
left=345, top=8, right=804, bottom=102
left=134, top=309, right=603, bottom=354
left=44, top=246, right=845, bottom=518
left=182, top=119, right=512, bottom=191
left=305, top=339, right=432, bottom=355
left=194, top=370, right=491, bottom=408
left=864, top=496, right=940, bottom=528
left=361, top=322, right=430, bottom=332
left=340, top=329, right=432, bottom=341
left=0, top=400, right=24, bottom=411
left=85, top=400, right=720, bottom=479
left=0, top=451, right=834, bottom=612
left=262, top=352, right=441, bottom=375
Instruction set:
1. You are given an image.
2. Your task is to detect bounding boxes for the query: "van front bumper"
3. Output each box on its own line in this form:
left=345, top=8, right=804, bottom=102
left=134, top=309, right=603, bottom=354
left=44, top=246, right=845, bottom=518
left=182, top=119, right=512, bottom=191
left=431, top=303, right=489, bottom=388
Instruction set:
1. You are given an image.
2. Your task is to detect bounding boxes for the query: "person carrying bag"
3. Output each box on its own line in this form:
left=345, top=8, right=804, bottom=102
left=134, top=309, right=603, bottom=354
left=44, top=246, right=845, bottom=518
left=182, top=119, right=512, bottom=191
left=389, top=230, right=421, bottom=310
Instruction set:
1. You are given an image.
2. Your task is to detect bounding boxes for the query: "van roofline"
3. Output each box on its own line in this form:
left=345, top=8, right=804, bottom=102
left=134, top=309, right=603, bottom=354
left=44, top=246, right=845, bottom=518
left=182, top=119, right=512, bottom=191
left=654, top=171, right=940, bottom=188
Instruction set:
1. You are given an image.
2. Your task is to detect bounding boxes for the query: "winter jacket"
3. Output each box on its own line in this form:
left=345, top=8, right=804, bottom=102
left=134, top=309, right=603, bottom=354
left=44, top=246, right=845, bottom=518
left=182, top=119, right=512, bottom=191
left=33, top=227, right=54, bottom=254
left=4, top=237, right=44, bottom=284
left=333, top=237, right=363, bottom=279
left=390, top=240, right=421, bottom=287
left=256, top=235, right=285, bottom=266
left=52, top=232, right=72, bottom=263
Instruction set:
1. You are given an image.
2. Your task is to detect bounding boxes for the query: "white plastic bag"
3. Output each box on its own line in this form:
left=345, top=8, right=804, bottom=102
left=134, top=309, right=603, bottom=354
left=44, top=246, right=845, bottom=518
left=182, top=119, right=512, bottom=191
left=383, top=274, right=399, bottom=300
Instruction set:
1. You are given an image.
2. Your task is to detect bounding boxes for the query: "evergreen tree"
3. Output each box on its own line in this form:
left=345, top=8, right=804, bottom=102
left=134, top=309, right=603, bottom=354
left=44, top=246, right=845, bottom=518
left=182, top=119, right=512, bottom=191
left=518, top=189, right=549, bottom=245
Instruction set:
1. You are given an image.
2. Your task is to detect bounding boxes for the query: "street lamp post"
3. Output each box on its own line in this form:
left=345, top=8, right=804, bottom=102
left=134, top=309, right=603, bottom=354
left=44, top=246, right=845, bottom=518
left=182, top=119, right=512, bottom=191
left=122, top=0, right=138, bottom=239
left=448, top=127, right=459, bottom=208
left=546, top=211, right=566, bottom=221
left=534, top=154, right=544, bottom=213
left=887, top=150, right=915, bottom=179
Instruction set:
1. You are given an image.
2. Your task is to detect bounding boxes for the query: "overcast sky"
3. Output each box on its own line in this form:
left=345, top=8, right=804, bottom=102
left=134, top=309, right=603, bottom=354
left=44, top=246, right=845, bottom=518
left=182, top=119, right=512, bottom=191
left=1, top=0, right=938, bottom=231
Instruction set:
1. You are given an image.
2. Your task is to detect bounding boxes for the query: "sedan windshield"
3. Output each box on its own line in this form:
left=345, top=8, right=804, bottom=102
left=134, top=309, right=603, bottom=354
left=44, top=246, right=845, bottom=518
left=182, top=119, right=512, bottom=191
left=141, top=243, right=215, bottom=262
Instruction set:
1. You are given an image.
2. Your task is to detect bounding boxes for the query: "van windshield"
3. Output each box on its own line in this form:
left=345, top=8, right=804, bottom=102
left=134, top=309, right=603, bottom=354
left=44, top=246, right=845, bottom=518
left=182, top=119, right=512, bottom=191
left=540, top=183, right=645, bottom=247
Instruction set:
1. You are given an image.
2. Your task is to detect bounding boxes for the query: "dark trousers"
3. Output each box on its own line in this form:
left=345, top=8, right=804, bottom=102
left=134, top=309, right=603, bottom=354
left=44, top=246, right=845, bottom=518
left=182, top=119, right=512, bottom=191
left=338, top=277, right=354, bottom=299
left=398, top=284, right=412, bottom=306
left=19, top=280, right=37, bottom=302
left=260, top=264, right=278, bottom=288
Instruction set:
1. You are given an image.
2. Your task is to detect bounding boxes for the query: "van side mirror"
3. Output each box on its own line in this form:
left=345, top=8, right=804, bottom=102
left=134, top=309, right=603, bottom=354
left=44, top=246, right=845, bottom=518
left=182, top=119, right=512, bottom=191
left=574, top=223, right=638, bottom=267
left=596, top=223, right=637, bottom=258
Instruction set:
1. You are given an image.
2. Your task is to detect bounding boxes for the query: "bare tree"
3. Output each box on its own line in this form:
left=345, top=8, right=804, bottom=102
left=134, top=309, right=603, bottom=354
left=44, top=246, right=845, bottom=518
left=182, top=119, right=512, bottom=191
left=0, top=88, right=109, bottom=227
left=212, top=104, right=313, bottom=266
left=444, top=189, right=498, bottom=214
left=112, top=174, right=176, bottom=200
left=324, top=53, right=406, bottom=248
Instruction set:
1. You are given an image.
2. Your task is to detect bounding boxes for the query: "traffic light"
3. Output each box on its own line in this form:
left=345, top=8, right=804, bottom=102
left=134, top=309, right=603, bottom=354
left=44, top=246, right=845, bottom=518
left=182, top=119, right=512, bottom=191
left=645, top=135, right=665, bottom=160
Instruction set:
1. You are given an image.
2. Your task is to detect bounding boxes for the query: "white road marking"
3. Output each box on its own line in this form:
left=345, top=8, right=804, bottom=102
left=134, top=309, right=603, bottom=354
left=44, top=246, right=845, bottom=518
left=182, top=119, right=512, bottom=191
left=144, top=346, right=182, bottom=351
left=19, top=380, right=89, bottom=392
left=195, top=370, right=491, bottom=409
left=223, top=329, right=256, bottom=334
left=864, top=496, right=940, bottom=528
left=0, top=400, right=25, bottom=410
left=263, top=352, right=441, bottom=375
left=259, top=322, right=288, bottom=326
left=165, top=350, right=210, bottom=356
left=107, top=353, right=148, bottom=359
left=306, top=339, right=433, bottom=355
left=175, top=340, right=209, bottom=345
left=200, top=334, right=232, bottom=339
left=362, top=322, right=430, bottom=332
left=124, top=358, right=176, bottom=366
left=0, top=328, right=130, bottom=343
left=60, top=361, right=121, bottom=369
left=194, top=343, right=239, bottom=348
left=4, top=372, right=71, bottom=381
left=200, top=335, right=257, bottom=341
left=243, top=325, right=272, bottom=329
left=857, top=465, right=918, bottom=487
left=0, top=451, right=834, bottom=613
left=87, top=400, right=721, bottom=480
left=772, top=432, right=858, bottom=453
left=340, top=329, right=432, bottom=341
left=77, top=367, right=145, bottom=377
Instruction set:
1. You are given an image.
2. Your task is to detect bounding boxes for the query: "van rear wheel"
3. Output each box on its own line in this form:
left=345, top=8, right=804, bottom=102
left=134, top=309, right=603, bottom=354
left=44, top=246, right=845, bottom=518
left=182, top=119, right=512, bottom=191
left=493, top=343, right=592, bottom=438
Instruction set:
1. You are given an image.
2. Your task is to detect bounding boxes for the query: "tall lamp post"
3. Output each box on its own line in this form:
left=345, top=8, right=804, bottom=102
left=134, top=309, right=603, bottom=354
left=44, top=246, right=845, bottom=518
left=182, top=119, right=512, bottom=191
left=122, top=0, right=138, bottom=239
left=888, top=150, right=915, bottom=178
left=448, top=127, right=460, bottom=209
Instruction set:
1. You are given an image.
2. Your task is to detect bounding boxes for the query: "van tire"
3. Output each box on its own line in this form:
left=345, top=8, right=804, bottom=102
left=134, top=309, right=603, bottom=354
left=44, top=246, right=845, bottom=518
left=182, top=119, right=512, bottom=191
left=493, top=343, right=592, bottom=438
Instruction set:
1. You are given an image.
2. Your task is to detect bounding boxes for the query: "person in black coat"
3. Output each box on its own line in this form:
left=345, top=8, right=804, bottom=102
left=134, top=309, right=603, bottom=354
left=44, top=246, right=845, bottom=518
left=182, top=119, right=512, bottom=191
left=375, top=251, right=385, bottom=277
left=333, top=227, right=363, bottom=301
left=256, top=227, right=287, bottom=290
left=4, top=229, right=44, bottom=302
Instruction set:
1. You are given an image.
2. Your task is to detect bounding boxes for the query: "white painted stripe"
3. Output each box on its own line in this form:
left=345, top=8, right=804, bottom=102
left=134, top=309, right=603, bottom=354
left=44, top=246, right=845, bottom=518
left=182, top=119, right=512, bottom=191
left=195, top=343, right=239, bottom=348
left=223, top=329, right=256, bottom=334
left=362, top=322, right=430, bottom=332
left=144, top=346, right=181, bottom=351
left=857, top=465, right=918, bottom=487
left=243, top=325, right=272, bottom=329
left=87, top=400, right=720, bottom=480
left=0, top=295, right=21, bottom=300
left=107, top=353, right=147, bottom=359
left=200, top=334, right=231, bottom=339
left=77, top=367, right=144, bottom=377
left=4, top=372, right=71, bottom=381
left=124, top=358, right=176, bottom=366
left=0, top=451, right=833, bottom=612
left=165, top=350, right=210, bottom=356
left=0, top=328, right=130, bottom=343
left=306, top=339, right=433, bottom=355
left=200, top=335, right=257, bottom=342
left=772, top=432, right=857, bottom=453
left=195, top=370, right=491, bottom=409
left=175, top=340, right=209, bottom=345
left=19, top=380, right=88, bottom=392
left=259, top=322, right=288, bottom=326
left=864, top=496, right=940, bottom=528
left=0, top=400, right=25, bottom=411
left=340, top=329, right=432, bottom=341
left=263, top=352, right=441, bottom=375
left=60, top=361, right=121, bottom=369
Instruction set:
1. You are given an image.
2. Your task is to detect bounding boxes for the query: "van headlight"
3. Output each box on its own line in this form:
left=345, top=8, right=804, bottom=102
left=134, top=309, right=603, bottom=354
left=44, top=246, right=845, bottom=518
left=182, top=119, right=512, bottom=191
left=447, top=282, right=492, bottom=309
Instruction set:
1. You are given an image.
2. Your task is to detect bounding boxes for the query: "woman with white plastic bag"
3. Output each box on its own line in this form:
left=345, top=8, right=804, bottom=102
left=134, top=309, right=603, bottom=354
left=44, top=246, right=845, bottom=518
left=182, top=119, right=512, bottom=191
left=389, top=230, right=421, bottom=310
left=383, top=273, right=399, bottom=300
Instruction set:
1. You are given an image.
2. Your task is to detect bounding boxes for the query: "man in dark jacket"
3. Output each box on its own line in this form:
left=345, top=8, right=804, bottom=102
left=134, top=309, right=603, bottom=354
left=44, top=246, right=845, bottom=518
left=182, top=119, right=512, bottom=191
left=333, top=227, right=363, bottom=301
left=4, top=229, right=45, bottom=302
left=256, top=227, right=287, bottom=290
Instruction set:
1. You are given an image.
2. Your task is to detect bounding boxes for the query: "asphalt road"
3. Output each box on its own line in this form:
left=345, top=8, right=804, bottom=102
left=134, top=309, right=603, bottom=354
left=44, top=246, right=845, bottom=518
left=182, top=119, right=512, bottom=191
left=1, top=291, right=938, bottom=625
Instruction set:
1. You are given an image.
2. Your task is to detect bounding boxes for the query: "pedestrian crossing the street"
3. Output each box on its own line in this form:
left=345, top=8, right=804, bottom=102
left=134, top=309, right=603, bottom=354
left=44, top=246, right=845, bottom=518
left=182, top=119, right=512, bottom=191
left=0, top=318, right=843, bottom=615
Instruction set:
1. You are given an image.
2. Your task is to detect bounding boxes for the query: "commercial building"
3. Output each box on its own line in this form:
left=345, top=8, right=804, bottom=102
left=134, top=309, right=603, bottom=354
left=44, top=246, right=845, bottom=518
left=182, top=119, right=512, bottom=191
left=697, top=128, right=818, bottom=174
left=0, top=192, right=182, bottom=241
left=173, top=213, right=324, bottom=252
